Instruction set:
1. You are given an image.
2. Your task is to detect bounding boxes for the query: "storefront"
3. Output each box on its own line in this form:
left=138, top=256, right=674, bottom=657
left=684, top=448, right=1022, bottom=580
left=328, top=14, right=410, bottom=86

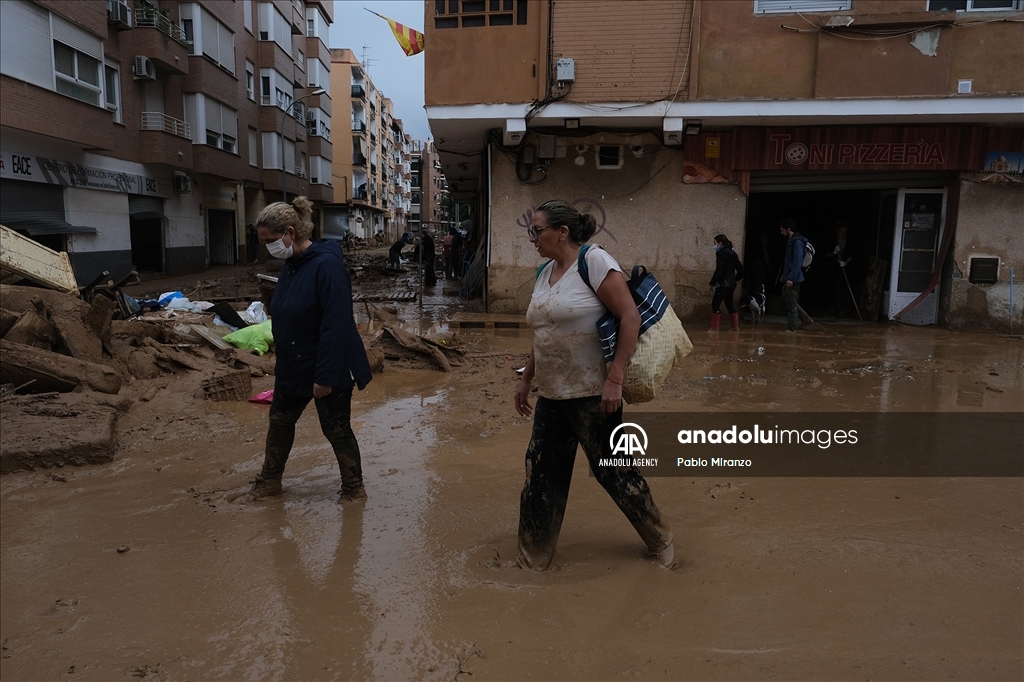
left=716, top=125, right=1024, bottom=326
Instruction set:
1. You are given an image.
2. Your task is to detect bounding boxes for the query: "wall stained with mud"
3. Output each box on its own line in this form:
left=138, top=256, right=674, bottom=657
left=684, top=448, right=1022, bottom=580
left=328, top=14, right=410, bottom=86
left=486, top=135, right=748, bottom=317
left=949, top=181, right=1024, bottom=330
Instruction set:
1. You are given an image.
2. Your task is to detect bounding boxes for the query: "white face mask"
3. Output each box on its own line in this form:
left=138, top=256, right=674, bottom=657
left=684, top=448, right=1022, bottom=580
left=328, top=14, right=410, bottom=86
left=266, top=235, right=293, bottom=259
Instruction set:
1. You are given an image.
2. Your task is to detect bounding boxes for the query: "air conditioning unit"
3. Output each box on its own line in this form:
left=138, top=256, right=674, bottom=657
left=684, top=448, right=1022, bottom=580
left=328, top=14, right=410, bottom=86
left=134, top=56, right=157, bottom=81
left=172, top=174, right=191, bottom=194
left=259, top=31, right=269, bottom=40
left=107, top=1, right=132, bottom=30
left=306, top=109, right=316, bottom=121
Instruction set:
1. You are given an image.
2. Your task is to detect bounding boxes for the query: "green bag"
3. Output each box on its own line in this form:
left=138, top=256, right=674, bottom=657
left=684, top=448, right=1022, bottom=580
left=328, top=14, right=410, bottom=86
left=223, top=319, right=274, bottom=355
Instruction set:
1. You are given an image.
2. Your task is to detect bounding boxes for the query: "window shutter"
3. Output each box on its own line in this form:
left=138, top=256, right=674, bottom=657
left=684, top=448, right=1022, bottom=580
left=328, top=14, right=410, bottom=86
left=51, top=13, right=102, bottom=60
left=204, top=95, right=221, bottom=135
left=0, top=0, right=53, bottom=88
left=753, top=0, right=852, bottom=13
left=219, top=22, right=235, bottom=73
left=200, top=8, right=218, bottom=61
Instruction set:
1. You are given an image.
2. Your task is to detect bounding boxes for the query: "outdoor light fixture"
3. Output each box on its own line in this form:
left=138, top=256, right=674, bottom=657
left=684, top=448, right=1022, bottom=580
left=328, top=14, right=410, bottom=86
left=564, top=118, right=580, bottom=129
left=684, top=120, right=703, bottom=136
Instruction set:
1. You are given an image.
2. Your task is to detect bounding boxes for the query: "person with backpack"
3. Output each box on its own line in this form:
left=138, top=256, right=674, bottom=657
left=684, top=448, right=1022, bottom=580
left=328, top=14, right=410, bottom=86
left=709, top=234, right=745, bottom=331
left=779, top=218, right=811, bottom=332
left=512, top=199, right=675, bottom=572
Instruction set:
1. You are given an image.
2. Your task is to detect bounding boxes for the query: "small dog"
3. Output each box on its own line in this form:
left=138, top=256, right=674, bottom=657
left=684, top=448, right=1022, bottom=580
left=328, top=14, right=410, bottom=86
left=741, top=284, right=766, bottom=325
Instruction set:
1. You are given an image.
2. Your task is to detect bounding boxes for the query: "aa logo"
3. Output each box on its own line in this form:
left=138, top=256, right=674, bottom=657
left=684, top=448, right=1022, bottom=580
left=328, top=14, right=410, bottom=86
left=610, top=423, right=648, bottom=457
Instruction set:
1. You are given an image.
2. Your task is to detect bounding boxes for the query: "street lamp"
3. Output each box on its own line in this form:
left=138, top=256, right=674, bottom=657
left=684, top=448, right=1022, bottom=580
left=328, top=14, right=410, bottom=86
left=282, top=88, right=326, bottom=203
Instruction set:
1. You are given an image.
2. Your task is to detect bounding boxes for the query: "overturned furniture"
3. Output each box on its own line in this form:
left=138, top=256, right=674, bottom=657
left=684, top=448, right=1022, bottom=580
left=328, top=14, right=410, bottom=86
left=0, top=224, right=78, bottom=293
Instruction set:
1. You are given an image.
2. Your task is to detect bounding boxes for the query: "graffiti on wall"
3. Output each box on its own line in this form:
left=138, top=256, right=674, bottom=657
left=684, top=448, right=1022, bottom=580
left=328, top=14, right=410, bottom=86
left=515, top=197, right=617, bottom=242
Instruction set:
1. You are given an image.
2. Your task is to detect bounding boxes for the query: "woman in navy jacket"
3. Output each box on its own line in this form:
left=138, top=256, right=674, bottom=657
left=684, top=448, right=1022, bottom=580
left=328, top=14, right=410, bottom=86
left=248, top=197, right=373, bottom=502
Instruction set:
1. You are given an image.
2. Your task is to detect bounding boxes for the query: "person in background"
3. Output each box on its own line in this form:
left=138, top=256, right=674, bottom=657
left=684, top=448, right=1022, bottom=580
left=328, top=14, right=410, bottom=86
left=246, top=197, right=372, bottom=503
left=514, top=199, right=675, bottom=572
left=421, top=231, right=437, bottom=287
left=245, top=224, right=258, bottom=263
left=388, top=233, right=413, bottom=269
left=709, top=234, right=744, bottom=331
left=779, top=218, right=810, bottom=332
left=442, top=229, right=454, bottom=279
left=826, top=221, right=854, bottom=316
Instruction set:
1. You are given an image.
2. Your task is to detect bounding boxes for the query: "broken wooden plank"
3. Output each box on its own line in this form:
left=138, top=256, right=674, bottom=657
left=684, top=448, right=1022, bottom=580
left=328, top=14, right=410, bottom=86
left=384, top=325, right=451, bottom=372
left=190, top=324, right=232, bottom=350
left=0, top=225, right=78, bottom=294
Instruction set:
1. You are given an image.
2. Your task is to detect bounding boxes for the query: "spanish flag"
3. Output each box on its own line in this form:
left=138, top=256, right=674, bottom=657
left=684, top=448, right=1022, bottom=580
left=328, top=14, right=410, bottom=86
left=366, top=9, right=424, bottom=56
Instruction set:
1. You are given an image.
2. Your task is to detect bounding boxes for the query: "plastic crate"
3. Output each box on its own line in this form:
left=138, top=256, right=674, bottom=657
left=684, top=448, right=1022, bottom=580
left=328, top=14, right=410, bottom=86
left=201, top=369, right=252, bottom=401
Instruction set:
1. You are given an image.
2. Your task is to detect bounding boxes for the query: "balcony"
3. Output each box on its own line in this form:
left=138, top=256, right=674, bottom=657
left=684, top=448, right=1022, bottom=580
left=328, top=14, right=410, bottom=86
left=140, top=112, right=191, bottom=138
left=133, top=1, right=189, bottom=74
left=351, top=84, right=366, bottom=99
left=353, top=188, right=368, bottom=203
left=370, top=163, right=377, bottom=175
left=352, top=120, right=366, bottom=133
left=353, top=154, right=367, bottom=167
left=294, top=166, right=307, bottom=179
left=139, top=113, right=192, bottom=168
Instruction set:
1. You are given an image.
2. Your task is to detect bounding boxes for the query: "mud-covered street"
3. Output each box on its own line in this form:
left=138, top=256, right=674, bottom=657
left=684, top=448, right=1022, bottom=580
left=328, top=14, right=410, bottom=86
left=2, top=261, right=1021, bottom=682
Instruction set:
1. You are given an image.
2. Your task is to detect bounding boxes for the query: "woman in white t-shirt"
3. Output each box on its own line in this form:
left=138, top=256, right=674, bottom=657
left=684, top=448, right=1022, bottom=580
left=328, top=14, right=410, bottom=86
left=513, top=200, right=675, bottom=571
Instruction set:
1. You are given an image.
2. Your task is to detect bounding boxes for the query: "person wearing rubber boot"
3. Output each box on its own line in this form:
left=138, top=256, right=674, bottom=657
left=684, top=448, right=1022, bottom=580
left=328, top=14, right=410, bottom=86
left=779, top=218, right=808, bottom=332
left=247, top=197, right=373, bottom=504
left=709, top=234, right=744, bottom=332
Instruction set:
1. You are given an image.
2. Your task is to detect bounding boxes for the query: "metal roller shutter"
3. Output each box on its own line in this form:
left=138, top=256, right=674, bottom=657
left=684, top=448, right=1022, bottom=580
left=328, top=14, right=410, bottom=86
left=0, top=180, right=95, bottom=235
left=128, top=195, right=164, bottom=220
left=749, top=171, right=951, bottom=193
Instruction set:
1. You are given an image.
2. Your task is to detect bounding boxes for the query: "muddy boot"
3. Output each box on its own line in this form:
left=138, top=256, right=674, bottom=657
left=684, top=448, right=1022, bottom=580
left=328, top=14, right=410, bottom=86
left=248, top=476, right=283, bottom=500
left=729, top=312, right=740, bottom=331
left=709, top=313, right=721, bottom=332
left=337, top=481, right=367, bottom=503
left=654, top=542, right=677, bottom=569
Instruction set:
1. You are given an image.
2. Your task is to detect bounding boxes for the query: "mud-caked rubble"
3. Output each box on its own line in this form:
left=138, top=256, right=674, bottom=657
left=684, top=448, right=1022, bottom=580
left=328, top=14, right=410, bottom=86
left=0, top=273, right=471, bottom=473
left=0, top=283, right=276, bottom=473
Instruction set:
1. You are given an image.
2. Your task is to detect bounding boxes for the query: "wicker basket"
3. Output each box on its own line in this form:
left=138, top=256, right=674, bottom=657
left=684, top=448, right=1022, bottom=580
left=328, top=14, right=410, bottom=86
left=201, top=369, right=252, bottom=401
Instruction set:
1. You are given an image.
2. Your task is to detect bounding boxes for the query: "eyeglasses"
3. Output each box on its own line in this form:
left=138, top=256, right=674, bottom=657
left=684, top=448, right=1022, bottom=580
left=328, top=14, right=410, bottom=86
left=527, top=224, right=556, bottom=240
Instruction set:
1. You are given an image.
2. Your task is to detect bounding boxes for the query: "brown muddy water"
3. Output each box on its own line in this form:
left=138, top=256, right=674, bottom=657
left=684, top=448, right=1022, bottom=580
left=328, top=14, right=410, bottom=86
left=2, top=320, right=1022, bottom=681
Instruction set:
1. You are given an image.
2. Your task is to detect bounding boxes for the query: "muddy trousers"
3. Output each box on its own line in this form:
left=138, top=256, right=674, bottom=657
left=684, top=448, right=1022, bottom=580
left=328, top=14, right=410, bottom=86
left=517, top=396, right=673, bottom=571
left=259, top=388, right=363, bottom=494
left=711, top=286, right=736, bottom=314
left=783, top=282, right=803, bottom=331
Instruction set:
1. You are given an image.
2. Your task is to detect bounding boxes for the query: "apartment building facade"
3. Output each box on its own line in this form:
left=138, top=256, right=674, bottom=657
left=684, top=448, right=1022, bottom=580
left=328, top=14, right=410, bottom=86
left=408, top=139, right=450, bottom=235
left=424, top=0, right=1024, bottom=329
left=0, top=0, right=333, bottom=284
left=327, top=48, right=411, bottom=242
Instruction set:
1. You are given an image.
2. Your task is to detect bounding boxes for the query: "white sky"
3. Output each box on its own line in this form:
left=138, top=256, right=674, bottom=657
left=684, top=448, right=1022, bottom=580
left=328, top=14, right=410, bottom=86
left=328, top=1, right=430, bottom=141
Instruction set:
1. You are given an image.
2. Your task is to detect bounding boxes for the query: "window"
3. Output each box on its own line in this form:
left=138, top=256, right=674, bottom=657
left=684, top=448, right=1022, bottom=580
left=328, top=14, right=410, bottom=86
left=435, top=0, right=527, bottom=27
left=753, top=0, right=852, bottom=12
left=927, top=0, right=1023, bottom=9
left=0, top=0, right=54, bottom=90
left=306, top=6, right=329, bottom=42
left=310, top=156, right=331, bottom=185
left=258, top=3, right=292, bottom=55
left=307, top=58, right=330, bottom=94
left=246, top=61, right=255, bottom=100
left=306, top=108, right=331, bottom=141
left=262, top=131, right=282, bottom=169
left=104, top=62, right=121, bottom=122
left=244, top=0, right=253, bottom=32
left=596, top=145, right=623, bottom=169
left=260, top=68, right=293, bottom=110
left=54, top=42, right=101, bottom=106
left=183, top=93, right=237, bottom=153
left=179, top=4, right=234, bottom=73
left=248, top=127, right=258, bottom=166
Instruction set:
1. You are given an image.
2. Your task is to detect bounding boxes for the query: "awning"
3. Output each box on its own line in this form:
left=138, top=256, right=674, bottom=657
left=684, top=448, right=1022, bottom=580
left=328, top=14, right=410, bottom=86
left=0, top=219, right=97, bottom=236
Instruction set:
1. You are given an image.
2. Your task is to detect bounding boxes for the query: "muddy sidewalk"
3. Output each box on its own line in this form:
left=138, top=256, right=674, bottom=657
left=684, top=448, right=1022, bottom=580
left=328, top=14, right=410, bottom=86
left=1, top=321, right=1022, bottom=681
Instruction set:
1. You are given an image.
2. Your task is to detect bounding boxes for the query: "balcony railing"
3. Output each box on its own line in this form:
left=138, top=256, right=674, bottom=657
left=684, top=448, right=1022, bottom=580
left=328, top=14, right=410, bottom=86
left=292, top=106, right=304, bottom=123
left=140, top=111, right=191, bottom=139
left=352, top=121, right=366, bottom=132
left=351, top=85, right=365, bottom=99
left=294, top=166, right=306, bottom=179
left=353, top=188, right=368, bottom=200
left=353, top=155, right=367, bottom=167
left=133, top=1, right=191, bottom=47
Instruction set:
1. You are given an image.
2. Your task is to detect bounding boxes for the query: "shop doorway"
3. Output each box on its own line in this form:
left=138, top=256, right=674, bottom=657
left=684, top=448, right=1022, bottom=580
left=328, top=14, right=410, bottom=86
left=130, top=216, right=164, bottom=273
left=743, top=189, right=884, bottom=318
left=208, top=209, right=237, bottom=265
left=745, top=179, right=947, bottom=324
